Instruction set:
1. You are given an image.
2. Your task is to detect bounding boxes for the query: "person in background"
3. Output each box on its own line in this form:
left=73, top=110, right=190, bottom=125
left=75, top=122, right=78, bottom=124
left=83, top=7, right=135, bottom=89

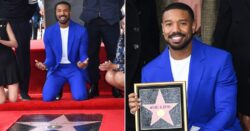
left=99, top=12, right=125, bottom=91
left=35, top=1, right=89, bottom=101
left=37, top=0, right=45, bottom=39
left=80, top=0, right=124, bottom=98
left=31, top=3, right=41, bottom=40
left=213, top=0, right=250, bottom=130
left=128, top=3, right=242, bottom=130
left=174, top=0, right=202, bottom=38
left=0, top=18, right=19, bottom=104
left=0, top=0, right=37, bottom=100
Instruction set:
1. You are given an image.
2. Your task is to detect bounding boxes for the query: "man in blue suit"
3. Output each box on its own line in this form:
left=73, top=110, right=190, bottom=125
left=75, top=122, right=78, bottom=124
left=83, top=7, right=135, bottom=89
left=35, top=1, right=88, bottom=101
left=128, top=3, right=242, bottom=130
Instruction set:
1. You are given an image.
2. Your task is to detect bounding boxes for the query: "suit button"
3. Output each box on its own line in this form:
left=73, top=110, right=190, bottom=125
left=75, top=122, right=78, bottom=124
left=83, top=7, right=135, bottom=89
left=133, top=27, right=140, bottom=32
left=133, top=44, right=140, bottom=50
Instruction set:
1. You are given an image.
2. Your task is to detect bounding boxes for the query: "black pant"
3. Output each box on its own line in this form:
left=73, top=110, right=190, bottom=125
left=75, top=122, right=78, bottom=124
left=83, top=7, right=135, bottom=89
left=10, top=20, right=32, bottom=95
left=86, top=22, right=119, bottom=84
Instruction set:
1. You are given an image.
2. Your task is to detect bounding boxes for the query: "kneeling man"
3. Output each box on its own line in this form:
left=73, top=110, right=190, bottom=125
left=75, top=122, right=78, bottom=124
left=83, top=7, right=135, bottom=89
left=35, top=1, right=88, bottom=101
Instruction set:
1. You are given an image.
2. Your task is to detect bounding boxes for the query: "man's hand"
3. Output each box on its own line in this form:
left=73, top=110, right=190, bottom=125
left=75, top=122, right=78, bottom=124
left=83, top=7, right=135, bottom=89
left=128, top=93, right=141, bottom=115
left=99, top=60, right=118, bottom=71
left=77, top=58, right=89, bottom=69
left=35, top=59, right=47, bottom=71
left=28, top=0, right=37, bottom=4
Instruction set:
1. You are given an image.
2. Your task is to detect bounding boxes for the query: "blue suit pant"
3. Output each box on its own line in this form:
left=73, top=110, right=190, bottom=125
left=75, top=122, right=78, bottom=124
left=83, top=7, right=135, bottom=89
left=42, top=64, right=88, bottom=101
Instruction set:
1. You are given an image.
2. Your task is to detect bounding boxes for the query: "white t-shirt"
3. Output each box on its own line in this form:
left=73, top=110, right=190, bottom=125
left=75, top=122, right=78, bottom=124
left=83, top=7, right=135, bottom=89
left=169, top=52, right=191, bottom=91
left=60, top=27, right=71, bottom=64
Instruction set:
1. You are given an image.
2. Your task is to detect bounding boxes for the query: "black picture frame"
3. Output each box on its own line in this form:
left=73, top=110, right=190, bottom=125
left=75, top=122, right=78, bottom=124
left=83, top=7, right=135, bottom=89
left=134, top=82, right=187, bottom=131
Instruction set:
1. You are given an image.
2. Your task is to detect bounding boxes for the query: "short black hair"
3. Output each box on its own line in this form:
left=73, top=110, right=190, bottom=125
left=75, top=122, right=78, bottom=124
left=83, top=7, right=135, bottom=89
left=161, top=2, right=194, bottom=22
left=54, top=1, right=71, bottom=11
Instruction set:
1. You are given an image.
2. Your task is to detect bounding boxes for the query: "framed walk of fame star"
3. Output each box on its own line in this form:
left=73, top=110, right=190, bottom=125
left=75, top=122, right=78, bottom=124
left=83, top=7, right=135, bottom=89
left=134, top=82, right=187, bottom=131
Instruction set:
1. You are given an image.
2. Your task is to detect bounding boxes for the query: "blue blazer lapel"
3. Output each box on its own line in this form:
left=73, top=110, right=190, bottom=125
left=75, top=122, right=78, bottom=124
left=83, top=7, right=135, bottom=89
left=158, top=48, right=174, bottom=81
left=54, top=23, right=62, bottom=63
left=67, top=21, right=75, bottom=59
left=187, top=39, right=205, bottom=115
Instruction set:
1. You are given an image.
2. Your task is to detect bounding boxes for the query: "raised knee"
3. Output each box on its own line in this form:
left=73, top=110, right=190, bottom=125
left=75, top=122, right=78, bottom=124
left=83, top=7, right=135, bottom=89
left=72, top=91, right=88, bottom=101
left=73, top=95, right=88, bottom=101
left=105, top=76, right=112, bottom=84
left=42, top=95, right=55, bottom=102
left=43, top=98, right=53, bottom=102
left=9, top=97, right=17, bottom=102
left=0, top=96, right=6, bottom=104
left=105, top=71, right=114, bottom=83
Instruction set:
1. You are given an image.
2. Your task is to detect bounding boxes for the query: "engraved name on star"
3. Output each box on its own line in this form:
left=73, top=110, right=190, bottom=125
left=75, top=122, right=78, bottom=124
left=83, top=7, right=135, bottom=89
left=142, top=90, right=178, bottom=126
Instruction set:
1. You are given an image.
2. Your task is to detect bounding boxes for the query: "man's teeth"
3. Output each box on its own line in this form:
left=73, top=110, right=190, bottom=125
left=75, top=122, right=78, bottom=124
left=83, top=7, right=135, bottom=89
left=172, top=36, right=182, bottom=41
left=60, top=17, right=66, bottom=20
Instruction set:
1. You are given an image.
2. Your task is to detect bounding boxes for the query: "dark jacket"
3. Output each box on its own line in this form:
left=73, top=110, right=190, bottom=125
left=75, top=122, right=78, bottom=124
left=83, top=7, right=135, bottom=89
left=80, top=0, right=124, bottom=25
left=213, top=0, right=250, bottom=115
left=126, top=0, right=160, bottom=92
left=213, top=0, right=250, bottom=62
left=0, top=0, right=36, bottom=21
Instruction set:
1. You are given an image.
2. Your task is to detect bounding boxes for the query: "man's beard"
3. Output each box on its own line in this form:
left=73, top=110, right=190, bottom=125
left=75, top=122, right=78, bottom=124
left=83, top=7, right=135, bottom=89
left=167, top=32, right=193, bottom=50
left=56, top=15, right=69, bottom=25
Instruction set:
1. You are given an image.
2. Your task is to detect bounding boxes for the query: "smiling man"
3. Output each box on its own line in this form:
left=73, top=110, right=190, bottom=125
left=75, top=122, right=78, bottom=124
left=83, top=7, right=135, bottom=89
left=35, top=1, right=89, bottom=101
left=128, top=2, right=242, bottom=131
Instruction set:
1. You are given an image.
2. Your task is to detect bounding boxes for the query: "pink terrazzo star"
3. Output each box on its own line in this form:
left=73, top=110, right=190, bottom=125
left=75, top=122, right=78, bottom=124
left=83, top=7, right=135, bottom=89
left=143, top=90, right=178, bottom=126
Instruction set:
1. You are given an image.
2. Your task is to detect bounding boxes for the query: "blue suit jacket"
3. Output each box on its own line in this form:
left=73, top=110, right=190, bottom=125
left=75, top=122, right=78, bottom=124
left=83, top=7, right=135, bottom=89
left=43, top=20, right=88, bottom=76
left=142, top=39, right=242, bottom=131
